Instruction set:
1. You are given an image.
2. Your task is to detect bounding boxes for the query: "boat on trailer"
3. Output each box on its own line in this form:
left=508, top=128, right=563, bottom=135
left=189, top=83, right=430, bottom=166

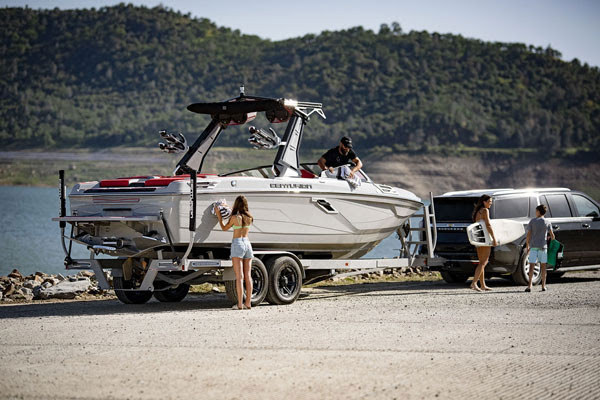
left=54, top=88, right=434, bottom=305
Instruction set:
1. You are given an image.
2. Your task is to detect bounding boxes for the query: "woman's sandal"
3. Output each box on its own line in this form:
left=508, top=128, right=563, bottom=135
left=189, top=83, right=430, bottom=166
left=232, top=304, right=242, bottom=310
left=470, top=285, right=482, bottom=292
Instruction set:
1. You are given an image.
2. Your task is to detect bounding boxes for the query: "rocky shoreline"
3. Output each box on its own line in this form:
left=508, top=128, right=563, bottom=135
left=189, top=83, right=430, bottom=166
left=0, top=267, right=440, bottom=304
left=0, top=268, right=113, bottom=303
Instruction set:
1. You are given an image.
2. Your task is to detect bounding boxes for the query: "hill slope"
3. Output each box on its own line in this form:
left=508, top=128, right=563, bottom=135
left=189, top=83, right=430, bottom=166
left=1, top=4, right=599, bottom=152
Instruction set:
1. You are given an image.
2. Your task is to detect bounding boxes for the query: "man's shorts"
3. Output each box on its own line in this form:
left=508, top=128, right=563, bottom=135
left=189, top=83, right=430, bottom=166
left=231, top=238, right=253, bottom=259
left=528, top=247, right=547, bottom=264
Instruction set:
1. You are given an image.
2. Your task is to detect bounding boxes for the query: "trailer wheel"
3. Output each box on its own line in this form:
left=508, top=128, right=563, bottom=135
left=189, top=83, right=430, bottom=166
left=153, top=284, right=190, bottom=302
left=113, top=276, right=153, bottom=304
left=265, top=256, right=303, bottom=305
left=224, top=258, right=268, bottom=307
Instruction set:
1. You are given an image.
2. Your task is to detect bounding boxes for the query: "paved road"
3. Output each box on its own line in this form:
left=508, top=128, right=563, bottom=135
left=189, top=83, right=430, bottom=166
left=1, top=272, right=599, bottom=400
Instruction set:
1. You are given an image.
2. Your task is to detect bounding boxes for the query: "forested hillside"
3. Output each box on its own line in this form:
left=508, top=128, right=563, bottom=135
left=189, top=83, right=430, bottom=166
left=1, top=4, right=599, bottom=153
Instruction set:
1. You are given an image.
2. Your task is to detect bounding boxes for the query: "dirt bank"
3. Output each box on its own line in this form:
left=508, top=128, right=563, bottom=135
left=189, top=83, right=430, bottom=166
left=366, top=152, right=600, bottom=199
left=1, top=149, right=599, bottom=200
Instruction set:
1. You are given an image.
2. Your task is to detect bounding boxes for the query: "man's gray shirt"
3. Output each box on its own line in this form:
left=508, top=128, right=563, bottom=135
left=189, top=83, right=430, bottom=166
left=527, top=217, right=553, bottom=249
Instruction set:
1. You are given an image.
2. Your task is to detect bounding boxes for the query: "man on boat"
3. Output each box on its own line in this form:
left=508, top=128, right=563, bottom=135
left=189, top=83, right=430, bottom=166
left=317, top=136, right=363, bottom=178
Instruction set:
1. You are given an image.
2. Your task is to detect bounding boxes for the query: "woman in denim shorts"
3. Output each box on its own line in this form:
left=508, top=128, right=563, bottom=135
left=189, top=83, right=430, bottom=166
left=215, top=195, right=254, bottom=310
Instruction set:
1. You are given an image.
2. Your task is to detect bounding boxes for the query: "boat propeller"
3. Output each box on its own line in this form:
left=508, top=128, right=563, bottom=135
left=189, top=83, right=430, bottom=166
left=248, top=125, right=281, bottom=149
left=158, top=130, right=188, bottom=153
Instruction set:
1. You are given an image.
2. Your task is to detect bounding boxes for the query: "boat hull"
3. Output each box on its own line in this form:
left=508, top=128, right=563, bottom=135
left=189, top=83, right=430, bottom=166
left=68, top=176, right=423, bottom=259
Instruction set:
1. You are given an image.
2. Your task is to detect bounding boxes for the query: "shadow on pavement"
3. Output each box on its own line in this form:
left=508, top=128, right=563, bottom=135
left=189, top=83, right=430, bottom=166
left=2, top=273, right=598, bottom=319
left=0, top=293, right=232, bottom=320
left=299, top=273, right=600, bottom=302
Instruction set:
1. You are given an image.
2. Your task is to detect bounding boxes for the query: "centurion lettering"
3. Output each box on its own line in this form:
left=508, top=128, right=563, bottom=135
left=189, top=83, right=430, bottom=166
left=270, top=183, right=312, bottom=189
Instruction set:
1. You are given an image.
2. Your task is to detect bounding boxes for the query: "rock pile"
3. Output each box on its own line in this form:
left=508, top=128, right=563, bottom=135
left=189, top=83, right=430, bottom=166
left=0, top=269, right=111, bottom=302
left=333, top=266, right=438, bottom=281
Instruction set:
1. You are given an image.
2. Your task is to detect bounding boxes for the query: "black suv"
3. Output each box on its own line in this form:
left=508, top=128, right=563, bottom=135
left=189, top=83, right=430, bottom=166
left=433, top=188, right=600, bottom=285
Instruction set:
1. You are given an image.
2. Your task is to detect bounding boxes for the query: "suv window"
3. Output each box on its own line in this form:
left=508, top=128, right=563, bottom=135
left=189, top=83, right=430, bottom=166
left=572, top=194, right=600, bottom=217
left=539, top=196, right=550, bottom=216
left=493, top=197, right=529, bottom=219
left=544, top=194, right=572, bottom=218
left=529, top=197, right=539, bottom=218
left=434, top=197, right=475, bottom=222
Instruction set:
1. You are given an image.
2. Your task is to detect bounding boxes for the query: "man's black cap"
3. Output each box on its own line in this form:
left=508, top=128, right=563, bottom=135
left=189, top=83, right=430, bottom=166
left=341, top=136, right=353, bottom=148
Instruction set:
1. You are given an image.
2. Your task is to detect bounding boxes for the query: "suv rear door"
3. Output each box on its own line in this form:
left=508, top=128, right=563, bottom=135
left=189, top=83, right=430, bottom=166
left=570, top=193, right=600, bottom=265
left=433, top=197, right=475, bottom=258
left=542, top=193, right=582, bottom=266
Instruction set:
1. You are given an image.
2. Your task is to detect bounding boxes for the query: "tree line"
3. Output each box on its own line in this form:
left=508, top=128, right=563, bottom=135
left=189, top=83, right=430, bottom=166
left=1, top=4, right=599, bottom=154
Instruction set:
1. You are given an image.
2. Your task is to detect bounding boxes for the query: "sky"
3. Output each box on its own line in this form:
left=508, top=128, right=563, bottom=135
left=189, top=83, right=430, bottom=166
left=3, top=0, right=600, bottom=66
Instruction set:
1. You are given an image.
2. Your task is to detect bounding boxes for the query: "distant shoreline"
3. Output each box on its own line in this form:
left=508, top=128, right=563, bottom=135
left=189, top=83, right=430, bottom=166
left=1, top=148, right=599, bottom=200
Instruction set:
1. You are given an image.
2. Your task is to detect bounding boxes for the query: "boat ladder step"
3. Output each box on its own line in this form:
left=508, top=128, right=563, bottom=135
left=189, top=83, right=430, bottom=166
left=407, top=240, right=428, bottom=245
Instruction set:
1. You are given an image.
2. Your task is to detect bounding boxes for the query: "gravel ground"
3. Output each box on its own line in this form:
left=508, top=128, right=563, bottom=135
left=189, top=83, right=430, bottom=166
left=1, top=271, right=599, bottom=400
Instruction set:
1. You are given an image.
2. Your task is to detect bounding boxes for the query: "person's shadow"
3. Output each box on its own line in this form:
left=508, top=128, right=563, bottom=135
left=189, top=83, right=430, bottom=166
left=299, top=272, right=600, bottom=301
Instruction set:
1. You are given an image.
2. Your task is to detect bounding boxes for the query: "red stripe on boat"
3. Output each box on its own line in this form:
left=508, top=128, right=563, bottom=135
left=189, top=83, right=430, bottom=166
left=144, top=177, right=187, bottom=186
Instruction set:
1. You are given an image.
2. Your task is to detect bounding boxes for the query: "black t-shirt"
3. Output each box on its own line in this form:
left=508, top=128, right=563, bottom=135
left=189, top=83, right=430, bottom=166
left=321, top=146, right=357, bottom=168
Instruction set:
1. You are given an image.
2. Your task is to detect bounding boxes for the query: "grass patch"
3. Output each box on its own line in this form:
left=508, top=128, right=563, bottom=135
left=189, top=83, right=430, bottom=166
left=189, top=283, right=224, bottom=294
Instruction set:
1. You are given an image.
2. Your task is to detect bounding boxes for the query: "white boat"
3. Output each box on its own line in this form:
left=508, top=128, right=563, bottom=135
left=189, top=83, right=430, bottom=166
left=58, top=89, right=423, bottom=261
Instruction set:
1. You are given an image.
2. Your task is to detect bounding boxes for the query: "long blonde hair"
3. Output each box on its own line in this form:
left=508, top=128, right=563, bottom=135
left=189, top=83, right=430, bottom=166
left=231, top=195, right=253, bottom=225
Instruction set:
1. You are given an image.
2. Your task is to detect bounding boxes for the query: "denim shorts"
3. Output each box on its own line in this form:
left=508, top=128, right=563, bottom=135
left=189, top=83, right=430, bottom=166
left=529, top=248, right=548, bottom=264
left=231, top=238, right=253, bottom=259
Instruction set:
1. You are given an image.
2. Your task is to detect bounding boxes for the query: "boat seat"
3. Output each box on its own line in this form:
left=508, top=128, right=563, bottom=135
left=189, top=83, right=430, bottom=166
left=144, top=174, right=214, bottom=186
left=100, top=179, right=134, bottom=187
left=300, top=169, right=317, bottom=179
left=100, top=174, right=217, bottom=187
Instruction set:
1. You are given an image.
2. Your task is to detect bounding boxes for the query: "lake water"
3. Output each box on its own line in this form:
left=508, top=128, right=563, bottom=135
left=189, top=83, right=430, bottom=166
left=0, top=186, right=89, bottom=276
left=0, top=186, right=418, bottom=276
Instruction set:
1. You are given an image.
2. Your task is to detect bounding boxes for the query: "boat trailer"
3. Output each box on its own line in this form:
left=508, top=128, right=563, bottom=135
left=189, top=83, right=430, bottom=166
left=54, top=170, right=445, bottom=305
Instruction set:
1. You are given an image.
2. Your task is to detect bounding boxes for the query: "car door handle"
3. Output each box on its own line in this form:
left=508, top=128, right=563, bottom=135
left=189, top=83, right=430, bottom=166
left=552, top=225, right=560, bottom=230
left=582, top=223, right=590, bottom=228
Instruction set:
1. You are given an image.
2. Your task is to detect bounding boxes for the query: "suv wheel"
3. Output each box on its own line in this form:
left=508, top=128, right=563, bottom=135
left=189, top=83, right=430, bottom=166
left=440, top=270, right=469, bottom=284
left=511, top=250, right=541, bottom=286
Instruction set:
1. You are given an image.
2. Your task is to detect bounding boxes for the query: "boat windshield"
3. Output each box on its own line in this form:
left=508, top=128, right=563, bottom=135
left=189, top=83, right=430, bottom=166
left=220, top=163, right=319, bottom=178
left=221, top=163, right=371, bottom=182
left=220, top=165, right=276, bottom=178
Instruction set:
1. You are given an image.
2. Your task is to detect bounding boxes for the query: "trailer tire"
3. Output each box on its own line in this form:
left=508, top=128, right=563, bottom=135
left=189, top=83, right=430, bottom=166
left=224, top=258, right=268, bottom=307
left=113, top=276, right=153, bottom=304
left=440, top=270, right=469, bottom=284
left=265, top=256, right=303, bottom=305
left=153, top=284, right=190, bottom=302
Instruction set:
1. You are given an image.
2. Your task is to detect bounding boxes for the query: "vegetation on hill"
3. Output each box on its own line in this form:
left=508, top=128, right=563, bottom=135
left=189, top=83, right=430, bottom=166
left=1, top=4, right=599, bottom=154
